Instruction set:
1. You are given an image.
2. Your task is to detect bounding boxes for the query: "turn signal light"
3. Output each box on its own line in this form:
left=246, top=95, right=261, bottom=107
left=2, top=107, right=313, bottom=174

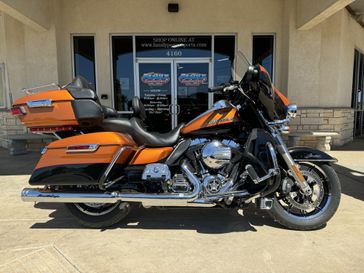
left=10, top=106, right=26, bottom=116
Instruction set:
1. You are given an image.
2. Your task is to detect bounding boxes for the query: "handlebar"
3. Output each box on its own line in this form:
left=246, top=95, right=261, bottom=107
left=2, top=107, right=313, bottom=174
left=208, top=83, right=239, bottom=93
left=208, top=85, right=226, bottom=93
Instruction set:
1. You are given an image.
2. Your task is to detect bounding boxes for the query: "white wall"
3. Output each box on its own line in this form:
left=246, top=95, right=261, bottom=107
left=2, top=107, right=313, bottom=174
left=285, top=2, right=364, bottom=108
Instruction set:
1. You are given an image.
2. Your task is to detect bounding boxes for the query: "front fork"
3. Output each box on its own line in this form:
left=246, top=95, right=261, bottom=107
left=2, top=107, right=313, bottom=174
left=272, top=132, right=313, bottom=196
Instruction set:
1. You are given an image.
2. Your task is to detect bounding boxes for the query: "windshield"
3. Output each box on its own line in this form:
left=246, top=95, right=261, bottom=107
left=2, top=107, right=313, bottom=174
left=232, top=50, right=252, bottom=82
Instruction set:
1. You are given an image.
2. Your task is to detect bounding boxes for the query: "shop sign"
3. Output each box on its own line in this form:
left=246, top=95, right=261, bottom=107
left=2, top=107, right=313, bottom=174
left=136, top=36, right=212, bottom=58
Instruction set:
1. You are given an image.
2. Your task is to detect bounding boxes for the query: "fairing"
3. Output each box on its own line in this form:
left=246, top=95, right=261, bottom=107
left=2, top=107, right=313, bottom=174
left=181, top=100, right=239, bottom=135
left=258, top=65, right=288, bottom=121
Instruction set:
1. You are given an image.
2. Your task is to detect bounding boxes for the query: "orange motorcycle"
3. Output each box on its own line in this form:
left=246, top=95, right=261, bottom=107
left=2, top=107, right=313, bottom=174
left=12, top=53, right=341, bottom=230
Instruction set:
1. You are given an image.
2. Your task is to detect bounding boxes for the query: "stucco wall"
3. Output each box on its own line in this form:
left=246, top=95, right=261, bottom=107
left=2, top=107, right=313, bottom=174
left=52, top=0, right=286, bottom=108
left=1, top=14, right=58, bottom=102
left=286, top=5, right=364, bottom=109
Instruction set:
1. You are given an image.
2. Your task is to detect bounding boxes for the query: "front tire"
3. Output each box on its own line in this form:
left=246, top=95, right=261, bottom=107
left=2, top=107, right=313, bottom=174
left=65, top=201, right=131, bottom=228
left=269, top=163, right=341, bottom=230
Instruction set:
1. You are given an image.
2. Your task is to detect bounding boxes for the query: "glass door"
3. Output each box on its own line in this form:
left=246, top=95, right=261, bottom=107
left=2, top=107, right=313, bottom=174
left=174, top=61, right=211, bottom=126
left=137, top=59, right=211, bottom=132
left=137, top=61, right=174, bottom=133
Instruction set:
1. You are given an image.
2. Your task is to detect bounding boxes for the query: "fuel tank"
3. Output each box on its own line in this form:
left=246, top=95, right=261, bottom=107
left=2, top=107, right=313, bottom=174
left=181, top=100, right=239, bottom=136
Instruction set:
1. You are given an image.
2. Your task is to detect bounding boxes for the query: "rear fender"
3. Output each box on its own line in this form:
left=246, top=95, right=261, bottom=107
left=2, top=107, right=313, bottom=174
left=289, top=146, right=337, bottom=163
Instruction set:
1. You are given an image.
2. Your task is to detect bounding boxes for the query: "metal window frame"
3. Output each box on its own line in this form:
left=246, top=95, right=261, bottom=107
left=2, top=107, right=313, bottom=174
left=251, top=33, right=276, bottom=83
left=352, top=48, right=364, bottom=137
left=71, top=33, right=98, bottom=92
left=109, top=33, right=237, bottom=114
left=0, top=63, right=9, bottom=109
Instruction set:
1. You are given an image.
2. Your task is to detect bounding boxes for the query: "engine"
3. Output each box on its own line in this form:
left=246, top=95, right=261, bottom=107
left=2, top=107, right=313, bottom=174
left=141, top=139, right=241, bottom=197
left=201, top=140, right=232, bottom=170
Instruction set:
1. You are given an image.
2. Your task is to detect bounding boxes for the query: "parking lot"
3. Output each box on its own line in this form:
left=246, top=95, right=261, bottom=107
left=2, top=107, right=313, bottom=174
left=0, top=140, right=363, bottom=273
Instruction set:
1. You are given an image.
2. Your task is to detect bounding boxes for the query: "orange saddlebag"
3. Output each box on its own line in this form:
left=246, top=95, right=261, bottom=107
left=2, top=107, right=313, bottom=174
left=29, top=132, right=136, bottom=186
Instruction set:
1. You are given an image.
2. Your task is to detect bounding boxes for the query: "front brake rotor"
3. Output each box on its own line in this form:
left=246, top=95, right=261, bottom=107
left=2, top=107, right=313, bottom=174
left=285, top=168, right=325, bottom=211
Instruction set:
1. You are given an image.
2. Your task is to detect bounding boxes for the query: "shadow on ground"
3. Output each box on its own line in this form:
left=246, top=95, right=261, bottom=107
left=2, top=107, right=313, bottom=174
left=332, top=137, right=364, bottom=151
left=30, top=203, right=283, bottom=233
left=333, top=164, right=364, bottom=202
left=0, top=148, right=40, bottom=175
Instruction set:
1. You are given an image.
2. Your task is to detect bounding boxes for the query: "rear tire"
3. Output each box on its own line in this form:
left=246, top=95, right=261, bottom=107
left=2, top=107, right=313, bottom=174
left=269, top=163, right=341, bottom=230
left=65, top=201, right=131, bottom=228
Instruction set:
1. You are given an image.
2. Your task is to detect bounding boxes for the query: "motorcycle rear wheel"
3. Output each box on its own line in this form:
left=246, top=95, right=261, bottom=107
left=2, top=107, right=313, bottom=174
left=269, top=163, right=341, bottom=230
left=65, top=201, right=131, bottom=228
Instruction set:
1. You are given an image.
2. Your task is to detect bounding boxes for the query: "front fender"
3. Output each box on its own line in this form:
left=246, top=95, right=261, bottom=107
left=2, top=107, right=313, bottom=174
left=288, top=146, right=337, bottom=163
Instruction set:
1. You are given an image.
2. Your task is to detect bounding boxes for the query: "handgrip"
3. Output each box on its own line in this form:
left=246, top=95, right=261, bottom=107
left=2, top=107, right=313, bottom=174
left=208, top=85, right=225, bottom=93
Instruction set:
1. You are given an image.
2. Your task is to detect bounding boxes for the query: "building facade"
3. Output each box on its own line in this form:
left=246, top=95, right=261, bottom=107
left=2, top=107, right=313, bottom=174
left=0, top=0, right=363, bottom=149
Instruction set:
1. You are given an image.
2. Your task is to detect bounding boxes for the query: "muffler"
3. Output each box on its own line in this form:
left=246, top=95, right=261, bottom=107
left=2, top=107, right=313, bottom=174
left=21, top=161, right=214, bottom=207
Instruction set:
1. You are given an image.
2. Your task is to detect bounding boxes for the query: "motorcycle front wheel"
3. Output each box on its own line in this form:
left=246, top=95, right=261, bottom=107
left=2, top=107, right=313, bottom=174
left=269, top=163, right=341, bottom=230
left=65, top=201, right=131, bottom=228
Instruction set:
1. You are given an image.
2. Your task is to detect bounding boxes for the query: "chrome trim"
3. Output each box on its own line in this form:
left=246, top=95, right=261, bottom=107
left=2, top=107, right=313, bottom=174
left=201, top=140, right=232, bottom=169
left=21, top=160, right=204, bottom=207
left=22, top=83, right=61, bottom=95
left=98, top=146, right=131, bottom=189
left=52, top=132, right=61, bottom=140
left=26, top=99, right=52, bottom=108
left=287, top=104, right=297, bottom=119
left=266, top=142, right=279, bottom=170
left=66, top=144, right=99, bottom=153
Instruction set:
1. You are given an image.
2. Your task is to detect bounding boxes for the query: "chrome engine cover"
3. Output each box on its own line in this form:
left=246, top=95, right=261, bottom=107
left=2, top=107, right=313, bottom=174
left=201, top=140, right=232, bottom=169
left=203, top=175, right=224, bottom=195
left=142, top=163, right=171, bottom=181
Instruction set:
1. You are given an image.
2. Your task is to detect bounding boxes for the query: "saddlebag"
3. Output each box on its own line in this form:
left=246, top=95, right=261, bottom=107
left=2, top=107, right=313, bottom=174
left=29, top=132, right=136, bottom=186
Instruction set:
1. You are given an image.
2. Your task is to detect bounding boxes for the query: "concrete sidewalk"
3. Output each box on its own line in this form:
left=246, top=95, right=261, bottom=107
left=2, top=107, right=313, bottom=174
left=0, top=142, right=363, bottom=273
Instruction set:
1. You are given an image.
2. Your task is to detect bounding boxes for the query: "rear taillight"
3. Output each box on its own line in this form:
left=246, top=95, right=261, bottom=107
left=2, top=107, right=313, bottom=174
left=66, top=144, right=99, bottom=153
left=30, top=126, right=75, bottom=133
left=10, top=106, right=26, bottom=116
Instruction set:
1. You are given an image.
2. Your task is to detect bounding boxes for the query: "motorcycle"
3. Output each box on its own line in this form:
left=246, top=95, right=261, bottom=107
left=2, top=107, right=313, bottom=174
left=11, top=52, right=341, bottom=230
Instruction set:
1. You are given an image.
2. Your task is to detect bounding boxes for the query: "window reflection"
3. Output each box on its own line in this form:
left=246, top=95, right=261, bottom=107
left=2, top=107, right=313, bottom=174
left=112, top=36, right=134, bottom=111
left=214, top=36, right=235, bottom=102
left=73, top=36, right=96, bottom=90
left=253, top=35, right=274, bottom=80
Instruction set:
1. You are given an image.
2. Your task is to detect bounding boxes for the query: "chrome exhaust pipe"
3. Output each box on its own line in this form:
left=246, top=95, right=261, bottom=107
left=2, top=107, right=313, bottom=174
left=21, top=161, right=214, bottom=207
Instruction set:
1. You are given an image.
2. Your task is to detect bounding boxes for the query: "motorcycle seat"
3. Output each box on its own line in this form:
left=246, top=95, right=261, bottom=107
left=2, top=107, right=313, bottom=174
left=101, top=117, right=184, bottom=147
left=101, top=96, right=183, bottom=147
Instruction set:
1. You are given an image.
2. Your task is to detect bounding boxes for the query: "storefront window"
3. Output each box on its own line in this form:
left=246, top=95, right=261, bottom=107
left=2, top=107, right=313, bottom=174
left=72, top=36, right=96, bottom=90
left=111, top=34, right=236, bottom=118
left=214, top=36, right=235, bottom=102
left=253, top=35, right=274, bottom=80
left=136, top=36, right=212, bottom=58
left=112, top=36, right=134, bottom=111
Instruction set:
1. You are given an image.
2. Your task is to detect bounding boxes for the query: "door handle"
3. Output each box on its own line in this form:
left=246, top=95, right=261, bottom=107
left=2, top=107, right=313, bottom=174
left=176, top=104, right=181, bottom=115
left=169, top=104, right=174, bottom=114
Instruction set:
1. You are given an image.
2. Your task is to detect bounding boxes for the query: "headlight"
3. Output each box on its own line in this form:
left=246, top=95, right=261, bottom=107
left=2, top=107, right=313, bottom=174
left=287, top=104, right=297, bottom=119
